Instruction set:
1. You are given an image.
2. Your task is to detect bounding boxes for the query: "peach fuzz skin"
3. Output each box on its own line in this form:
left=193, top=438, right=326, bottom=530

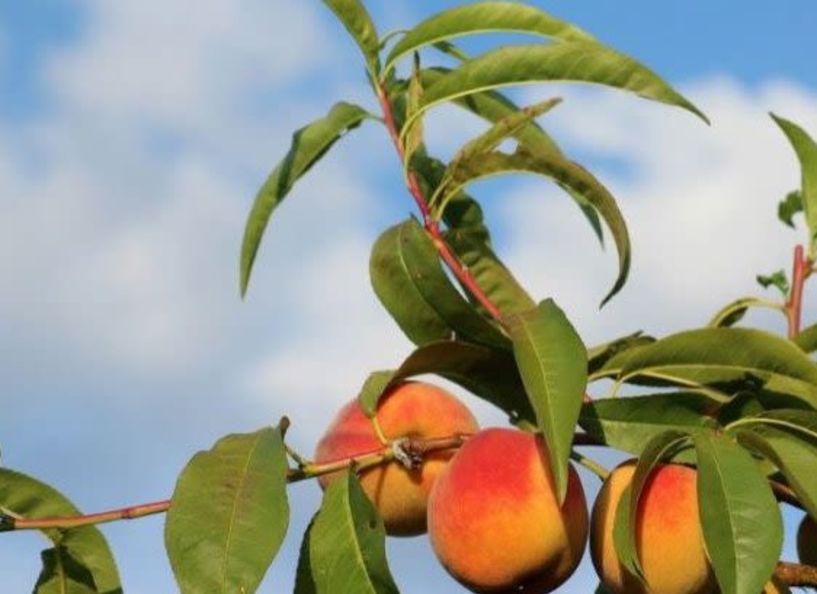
left=590, top=461, right=718, bottom=594
left=427, top=428, right=588, bottom=593
left=314, top=381, right=479, bottom=536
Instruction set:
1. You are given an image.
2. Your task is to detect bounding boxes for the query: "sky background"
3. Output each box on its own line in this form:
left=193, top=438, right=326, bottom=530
left=1, top=1, right=817, bottom=592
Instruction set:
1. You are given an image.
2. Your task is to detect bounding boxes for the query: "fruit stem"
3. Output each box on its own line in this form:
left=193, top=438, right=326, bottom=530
left=569, top=450, right=610, bottom=481
left=787, top=244, right=812, bottom=338
left=1, top=433, right=473, bottom=532
left=775, top=560, right=817, bottom=587
left=375, top=83, right=504, bottom=321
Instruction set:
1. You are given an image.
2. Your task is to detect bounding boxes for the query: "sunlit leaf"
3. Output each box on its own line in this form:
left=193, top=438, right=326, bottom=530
left=694, top=431, right=782, bottom=594
left=165, top=426, right=289, bottom=594
left=321, top=0, right=380, bottom=74
left=708, top=297, right=784, bottom=328
left=0, top=469, right=121, bottom=593
left=384, top=1, right=595, bottom=74
left=304, top=472, right=399, bottom=594
left=597, top=327, right=817, bottom=408
left=772, top=114, right=817, bottom=248
left=240, top=102, right=372, bottom=295
left=587, top=332, right=654, bottom=374
left=794, top=322, right=817, bottom=353
left=409, top=42, right=708, bottom=135
left=505, top=299, right=587, bottom=501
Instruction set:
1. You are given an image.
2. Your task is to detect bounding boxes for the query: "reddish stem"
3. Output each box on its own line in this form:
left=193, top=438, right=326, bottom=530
left=376, top=86, right=503, bottom=321
left=787, top=244, right=811, bottom=338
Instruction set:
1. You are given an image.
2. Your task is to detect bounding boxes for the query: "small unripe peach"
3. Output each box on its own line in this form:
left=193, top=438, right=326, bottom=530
left=590, top=461, right=717, bottom=594
left=427, top=428, right=588, bottom=593
left=797, top=515, right=817, bottom=566
left=314, top=381, right=478, bottom=536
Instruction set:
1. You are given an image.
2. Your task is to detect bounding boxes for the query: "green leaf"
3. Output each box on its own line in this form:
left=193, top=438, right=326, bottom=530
left=0, top=469, right=121, bottom=593
left=357, top=371, right=396, bottom=417
left=597, top=327, right=817, bottom=408
left=165, top=426, right=290, bottom=594
left=403, top=54, right=425, bottom=165
left=409, top=42, right=708, bottom=135
left=369, top=218, right=509, bottom=347
left=240, top=102, right=372, bottom=296
left=293, top=520, right=318, bottom=594
left=384, top=1, right=595, bottom=75
left=33, top=548, right=99, bottom=594
left=794, top=322, right=817, bottom=353
left=321, top=0, right=380, bottom=74
left=756, top=269, right=789, bottom=297
left=505, top=299, right=587, bottom=501
left=708, top=297, right=784, bottom=328
left=420, top=68, right=564, bottom=156
left=694, top=431, right=782, bottom=594
left=587, top=332, right=654, bottom=374
left=736, top=426, right=817, bottom=522
left=305, top=472, right=399, bottom=594
left=778, top=190, right=803, bottom=229
left=753, top=409, right=817, bottom=442
left=613, top=431, right=690, bottom=579
left=441, top=147, right=631, bottom=305
left=578, top=392, right=717, bottom=455
left=360, top=340, right=533, bottom=424
left=772, top=114, right=817, bottom=248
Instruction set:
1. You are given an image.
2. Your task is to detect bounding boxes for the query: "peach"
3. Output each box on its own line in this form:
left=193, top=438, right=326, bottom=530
left=590, top=461, right=718, bottom=594
left=427, top=428, right=588, bottom=593
left=797, top=515, right=817, bottom=566
left=314, top=380, right=479, bottom=536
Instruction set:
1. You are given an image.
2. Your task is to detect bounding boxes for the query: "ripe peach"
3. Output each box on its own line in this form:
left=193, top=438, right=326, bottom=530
left=427, top=428, right=588, bottom=593
left=590, top=461, right=718, bottom=594
left=797, top=515, right=817, bottom=566
left=314, top=381, right=479, bottom=536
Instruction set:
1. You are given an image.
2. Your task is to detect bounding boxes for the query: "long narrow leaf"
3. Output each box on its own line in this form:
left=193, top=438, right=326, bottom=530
left=772, top=114, right=817, bottom=248
left=240, top=102, right=372, bottom=295
left=321, top=0, right=380, bottom=74
left=384, top=1, right=595, bottom=75
left=407, top=42, right=708, bottom=135
left=505, top=299, right=587, bottom=501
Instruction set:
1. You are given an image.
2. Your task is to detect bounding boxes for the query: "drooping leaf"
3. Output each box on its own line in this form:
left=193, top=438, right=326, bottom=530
left=708, top=297, right=784, bottom=328
left=772, top=114, right=817, bottom=248
left=0, top=469, right=121, bottom=593
left=778, top=190, right=803, bottom=229
left=505, top=299, right=587, bottom=501
left=359, top=340, right=533, bottom=424
left=441, top=148, right=631, bottom=305
left=320, top=0, right=380, bottom=74
left=578, top=392, right=717, bottom=455
left=587, top=332, right=654, bottom=374
left=694, top=431, right=782, bottom=594
left=293, top=521, right=318, bottom=594
left=403, top=54, right=425, bottom=165
left=305, top=472, right=399, bottom=594
left=752, top=409, right=817, bottom=442
left=597, top=327, right=817, bottom=408
left=408, top=42, right=708, bottom=135
left=165, top=426, right=289, bottom=594
left=794, top=322, right=817, bottom=353
left=384, top=1, right=595, bottom=74
left=369, top=218, right=509, bottom=348
left=33, top=548, right=98, bottom=594
left=756, top=269, right=790, bottom=297
left=736, top=426, right=817, bottom=521
left=240, top=102, right=372, bottom=295
left=613, top=431, right=690, bottom=579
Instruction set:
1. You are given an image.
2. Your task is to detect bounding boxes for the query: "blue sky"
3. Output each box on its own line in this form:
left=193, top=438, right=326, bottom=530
left=1, top=1, right=816, bottom=593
